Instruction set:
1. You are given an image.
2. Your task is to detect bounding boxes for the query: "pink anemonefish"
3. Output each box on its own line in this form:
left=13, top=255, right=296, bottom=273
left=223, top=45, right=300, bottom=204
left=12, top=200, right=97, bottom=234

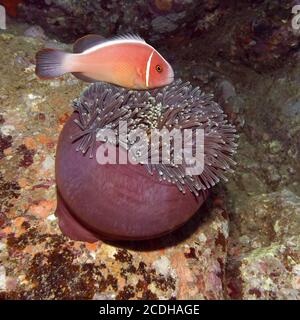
left=35, top=34, right=174, bottom=89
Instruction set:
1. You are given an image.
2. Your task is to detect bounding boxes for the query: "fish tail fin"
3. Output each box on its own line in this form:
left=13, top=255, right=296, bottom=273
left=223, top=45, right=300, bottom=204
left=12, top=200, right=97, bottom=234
left=35, top=48, right=69, bottom=79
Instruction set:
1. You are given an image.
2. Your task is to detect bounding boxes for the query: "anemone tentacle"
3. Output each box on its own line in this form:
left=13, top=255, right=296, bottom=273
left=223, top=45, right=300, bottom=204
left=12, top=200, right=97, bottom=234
left=71, top=81, right=238, bottom=195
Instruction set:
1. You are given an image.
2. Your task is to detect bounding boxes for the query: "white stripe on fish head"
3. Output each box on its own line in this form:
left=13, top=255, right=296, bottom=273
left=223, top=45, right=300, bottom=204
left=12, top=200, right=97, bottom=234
left=145, top=50, right=155, bottom=88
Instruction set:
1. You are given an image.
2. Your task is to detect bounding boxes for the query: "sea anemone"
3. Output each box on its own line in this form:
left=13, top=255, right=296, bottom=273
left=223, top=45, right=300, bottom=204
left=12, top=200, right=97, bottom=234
left=55, top=80, right=237, bottom=242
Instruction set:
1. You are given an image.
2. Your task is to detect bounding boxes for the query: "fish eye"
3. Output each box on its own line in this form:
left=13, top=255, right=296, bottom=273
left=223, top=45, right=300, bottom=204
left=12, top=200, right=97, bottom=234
left=156, top=65, right=163, bottom=73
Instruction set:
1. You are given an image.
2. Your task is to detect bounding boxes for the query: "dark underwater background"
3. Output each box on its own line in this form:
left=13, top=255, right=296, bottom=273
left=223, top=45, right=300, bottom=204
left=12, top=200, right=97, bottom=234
left=0, top=0, right=300, bottom=300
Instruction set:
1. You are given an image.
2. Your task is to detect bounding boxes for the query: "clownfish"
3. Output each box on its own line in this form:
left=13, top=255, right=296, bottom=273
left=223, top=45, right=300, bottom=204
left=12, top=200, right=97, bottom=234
left=35, top=34, right=174, bottom=89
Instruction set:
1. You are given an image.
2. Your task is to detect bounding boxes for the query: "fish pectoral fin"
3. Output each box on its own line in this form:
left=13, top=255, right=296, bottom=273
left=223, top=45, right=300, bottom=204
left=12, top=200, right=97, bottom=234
left=134, top=68, right=146, bottom=89
left=73, top=34, right=106, bottom=53
left=136, top=67, right=143, bottom=78
left=72, top=72, right=97, bottom=83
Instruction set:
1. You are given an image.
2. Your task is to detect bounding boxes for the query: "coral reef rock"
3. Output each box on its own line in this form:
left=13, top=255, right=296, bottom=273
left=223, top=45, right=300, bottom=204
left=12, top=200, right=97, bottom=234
left=227, top=190, right=300, bottom=299
left=16, top=1, right=300, bottom=72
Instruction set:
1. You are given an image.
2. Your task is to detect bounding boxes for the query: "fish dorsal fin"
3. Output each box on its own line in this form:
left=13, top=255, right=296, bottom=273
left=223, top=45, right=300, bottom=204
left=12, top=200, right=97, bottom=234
left=73, top=34, right=106, bottom=53
left=109, top=33, right=146, bottom=43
